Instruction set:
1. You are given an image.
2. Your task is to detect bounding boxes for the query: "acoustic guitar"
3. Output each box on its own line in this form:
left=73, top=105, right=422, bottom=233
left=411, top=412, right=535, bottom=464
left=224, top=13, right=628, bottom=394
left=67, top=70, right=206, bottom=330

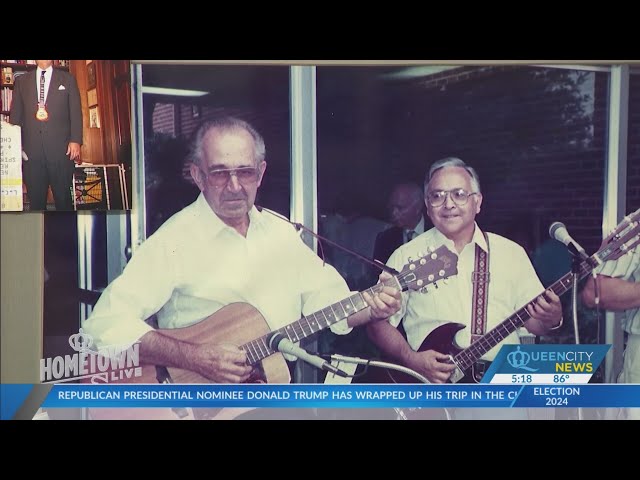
left=88, top=244, right=459, bottom=420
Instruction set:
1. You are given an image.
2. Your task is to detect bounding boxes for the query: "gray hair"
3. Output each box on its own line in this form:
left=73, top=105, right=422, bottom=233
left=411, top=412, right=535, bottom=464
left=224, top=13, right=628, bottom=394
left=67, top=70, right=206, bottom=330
left=189, top=116, right=266, bottom=166
left=426, top=157, right=481, bottom=193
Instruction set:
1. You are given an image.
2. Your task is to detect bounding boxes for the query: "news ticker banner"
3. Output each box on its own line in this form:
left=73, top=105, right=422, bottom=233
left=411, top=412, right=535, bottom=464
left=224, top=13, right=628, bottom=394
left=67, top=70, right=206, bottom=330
left=2, top=383, right=640, bottom=419
left=0, top=343, right=619, bottom=420
left=481, top=344, right=610, bottom=384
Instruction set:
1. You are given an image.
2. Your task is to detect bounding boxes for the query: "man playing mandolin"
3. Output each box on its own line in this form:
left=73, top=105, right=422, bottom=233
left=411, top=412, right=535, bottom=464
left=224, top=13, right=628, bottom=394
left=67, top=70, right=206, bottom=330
left=83, top=117, right=401, bottom=386
left=367, top=157, right=563, bottom=413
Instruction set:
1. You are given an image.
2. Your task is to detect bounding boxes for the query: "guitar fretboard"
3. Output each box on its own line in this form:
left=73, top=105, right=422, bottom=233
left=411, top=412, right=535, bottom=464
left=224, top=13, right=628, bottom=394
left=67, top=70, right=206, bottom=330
left=241, top=282, right=391, bottom=366
left=453, top=257, right=597, bottom=372
left=234, top=242, right=460, bottom=367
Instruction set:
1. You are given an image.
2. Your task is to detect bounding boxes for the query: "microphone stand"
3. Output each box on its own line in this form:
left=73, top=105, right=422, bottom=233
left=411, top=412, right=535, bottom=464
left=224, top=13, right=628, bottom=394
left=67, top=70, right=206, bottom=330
left=326, top=354, right=454, bottom=421
left=259, top=206, right=431, bottom=418
left=257, top=206, right=399, bottom=276
left=570, top=253, right=582, bottom=346
left=257, top=206, right=399, bottom=391
left=569, top=251, right=584, bottom=421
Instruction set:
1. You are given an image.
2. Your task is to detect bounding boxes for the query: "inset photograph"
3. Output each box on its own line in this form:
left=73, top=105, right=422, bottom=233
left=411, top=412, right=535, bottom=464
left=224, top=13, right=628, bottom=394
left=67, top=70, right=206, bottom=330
left=1, top=60, right=131, bottom=211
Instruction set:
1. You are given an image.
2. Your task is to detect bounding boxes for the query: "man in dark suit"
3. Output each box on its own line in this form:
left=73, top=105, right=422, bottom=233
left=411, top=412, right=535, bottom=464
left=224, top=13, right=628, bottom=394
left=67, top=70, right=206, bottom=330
left=10, top=60, right=82, bottom=210
left=373, top=182, right=426, bottom=264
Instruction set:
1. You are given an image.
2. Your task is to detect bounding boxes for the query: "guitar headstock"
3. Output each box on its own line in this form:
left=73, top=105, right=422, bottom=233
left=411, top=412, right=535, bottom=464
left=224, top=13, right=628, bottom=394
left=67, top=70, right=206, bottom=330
left=594, top=208, right=640, bottom=263
left=395, top=244, right=459, bottom=292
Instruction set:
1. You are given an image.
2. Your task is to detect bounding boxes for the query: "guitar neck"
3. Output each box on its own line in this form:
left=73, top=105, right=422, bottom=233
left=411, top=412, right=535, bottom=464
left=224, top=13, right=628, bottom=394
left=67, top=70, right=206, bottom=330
left=453, top=256, right=596, bottom=371
left=236, top=242, right=460, bottom=367
left=241, top=282, right=390, bottom=366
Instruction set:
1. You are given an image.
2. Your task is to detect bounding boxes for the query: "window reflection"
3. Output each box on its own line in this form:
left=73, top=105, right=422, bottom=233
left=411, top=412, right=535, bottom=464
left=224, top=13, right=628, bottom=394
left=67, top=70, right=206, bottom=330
left=140, top=64, right=291, bottom=236
left=316, top=65, right=617, bottom=370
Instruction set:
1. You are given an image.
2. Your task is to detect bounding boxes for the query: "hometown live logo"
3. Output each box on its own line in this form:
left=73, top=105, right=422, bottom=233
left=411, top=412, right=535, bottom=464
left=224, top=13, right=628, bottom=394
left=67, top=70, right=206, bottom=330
left=39, top=329, right=142, bottom=383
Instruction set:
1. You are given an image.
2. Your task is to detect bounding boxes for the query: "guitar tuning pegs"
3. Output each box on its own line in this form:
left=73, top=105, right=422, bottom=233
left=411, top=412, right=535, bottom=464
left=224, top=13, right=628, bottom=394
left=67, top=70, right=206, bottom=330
left=442, top=278, right=450, bottom=285
left=420, top=286, right=428, bottom=294
left=407, top=256, right=413, bottom=263
left=427, top=246, right=434, bottom=253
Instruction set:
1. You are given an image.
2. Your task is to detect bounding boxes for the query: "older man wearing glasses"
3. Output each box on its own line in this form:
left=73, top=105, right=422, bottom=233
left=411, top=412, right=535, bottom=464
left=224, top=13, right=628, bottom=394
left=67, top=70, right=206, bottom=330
left=367, top=157, right=562, bottom=418
left=83, top=117, right=400, bottom=392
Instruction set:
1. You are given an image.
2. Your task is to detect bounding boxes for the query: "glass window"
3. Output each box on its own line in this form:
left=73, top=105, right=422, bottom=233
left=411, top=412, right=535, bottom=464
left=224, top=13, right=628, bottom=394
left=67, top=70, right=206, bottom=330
left=140, top=64, right=291, bottom=236
left=316, top=64, right=610, bottom=364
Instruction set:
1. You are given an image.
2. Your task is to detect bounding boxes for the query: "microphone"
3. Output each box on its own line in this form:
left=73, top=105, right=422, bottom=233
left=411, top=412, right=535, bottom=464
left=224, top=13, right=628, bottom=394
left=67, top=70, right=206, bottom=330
left=549, top=222, right=589, bottom=260
left=268, top=333, right=349, bottom=378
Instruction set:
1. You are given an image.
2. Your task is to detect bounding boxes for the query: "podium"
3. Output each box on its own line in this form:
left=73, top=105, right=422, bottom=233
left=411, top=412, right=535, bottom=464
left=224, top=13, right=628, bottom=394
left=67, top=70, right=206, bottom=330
left=73, top=164, right=129, bottom=210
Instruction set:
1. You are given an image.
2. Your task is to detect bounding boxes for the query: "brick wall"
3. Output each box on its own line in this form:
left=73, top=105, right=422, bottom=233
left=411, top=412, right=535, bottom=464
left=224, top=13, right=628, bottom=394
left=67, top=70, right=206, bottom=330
left=377, top=66, right=640, bottom=255
left=151, top=103, right=175, bottom=136
left=147, top=67, right=639, bottom=255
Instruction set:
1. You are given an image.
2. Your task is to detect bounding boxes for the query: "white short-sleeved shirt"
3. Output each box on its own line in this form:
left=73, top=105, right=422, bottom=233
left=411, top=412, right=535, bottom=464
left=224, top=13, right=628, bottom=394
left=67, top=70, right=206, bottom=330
left=387, top=225, right=545, bottom=361
left=594, top=245, right=639, bottom=334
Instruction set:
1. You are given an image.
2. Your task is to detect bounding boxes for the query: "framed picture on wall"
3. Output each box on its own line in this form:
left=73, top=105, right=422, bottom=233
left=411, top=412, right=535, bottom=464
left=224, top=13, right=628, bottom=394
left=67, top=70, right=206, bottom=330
left=89, top=106, right=100, bottom=128
left=87, top=62, right=96, bottom=90
left=87, top=88, right=97, bottom=107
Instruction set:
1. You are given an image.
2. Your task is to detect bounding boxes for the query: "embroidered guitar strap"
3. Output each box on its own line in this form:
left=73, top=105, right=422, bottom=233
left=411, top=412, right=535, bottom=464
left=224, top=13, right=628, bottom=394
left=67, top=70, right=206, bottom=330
left=470, top=231, right=490, bottom=345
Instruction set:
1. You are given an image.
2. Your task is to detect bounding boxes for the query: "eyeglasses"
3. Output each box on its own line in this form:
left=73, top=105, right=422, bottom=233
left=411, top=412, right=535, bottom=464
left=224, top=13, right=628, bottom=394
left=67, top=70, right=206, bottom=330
left=427, top=188, right=478, bottom=207
left=203, top=167, right=259, bottom=187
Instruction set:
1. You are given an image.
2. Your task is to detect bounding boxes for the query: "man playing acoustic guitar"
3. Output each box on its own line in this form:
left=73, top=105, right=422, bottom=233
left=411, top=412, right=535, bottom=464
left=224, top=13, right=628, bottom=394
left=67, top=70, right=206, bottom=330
left=83, top=117, right=401, bottom=390
left=367, top=157, right=563, bottom=419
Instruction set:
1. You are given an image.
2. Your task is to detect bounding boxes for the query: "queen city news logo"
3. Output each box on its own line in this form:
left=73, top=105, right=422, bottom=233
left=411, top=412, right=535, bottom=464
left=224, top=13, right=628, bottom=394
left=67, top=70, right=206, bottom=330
left=40, top=329, right=142, bottom=383
left=482, top=344, right=610, bottom=384
left=506, top=345, right=595, bottom=373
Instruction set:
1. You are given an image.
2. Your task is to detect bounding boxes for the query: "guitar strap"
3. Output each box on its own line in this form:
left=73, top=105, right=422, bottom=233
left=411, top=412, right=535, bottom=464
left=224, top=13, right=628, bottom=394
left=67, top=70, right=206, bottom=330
left=470, top=231, right=490, bottom=345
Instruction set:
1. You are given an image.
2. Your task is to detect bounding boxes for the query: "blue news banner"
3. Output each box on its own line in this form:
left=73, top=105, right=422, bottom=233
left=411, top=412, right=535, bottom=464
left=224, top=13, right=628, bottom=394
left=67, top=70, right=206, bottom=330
left=4, top=343, right=639, bottom=417
left=39, top=343, right=637, bottom=409
left=38, top=383, right=640, bottom=409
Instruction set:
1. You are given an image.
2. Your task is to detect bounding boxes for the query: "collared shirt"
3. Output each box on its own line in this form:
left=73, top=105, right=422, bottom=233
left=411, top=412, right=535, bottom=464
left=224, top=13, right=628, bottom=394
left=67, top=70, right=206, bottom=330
left=594, top=245, right=639, bottom=334
left=83, top=194, right=352, bottom=350
left=35, top=66, right=53, bottom=104
left=387, top=224, right=544, bottom=361
left=404, top=216, right=425, bottom=244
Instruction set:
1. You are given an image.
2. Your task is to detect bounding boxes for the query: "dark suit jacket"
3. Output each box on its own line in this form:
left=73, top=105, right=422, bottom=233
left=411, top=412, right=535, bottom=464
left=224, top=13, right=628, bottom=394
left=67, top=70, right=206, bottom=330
left=9, top=68, right=83, bottom=161
left=373, top=226, right=404, bottom=265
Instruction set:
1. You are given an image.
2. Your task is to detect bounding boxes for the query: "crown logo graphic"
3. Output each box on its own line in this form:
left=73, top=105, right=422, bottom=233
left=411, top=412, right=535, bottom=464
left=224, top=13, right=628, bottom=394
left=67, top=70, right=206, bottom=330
left=507, top=346, right=539, bottom=372
left=69, top=328, right=94, bottom=353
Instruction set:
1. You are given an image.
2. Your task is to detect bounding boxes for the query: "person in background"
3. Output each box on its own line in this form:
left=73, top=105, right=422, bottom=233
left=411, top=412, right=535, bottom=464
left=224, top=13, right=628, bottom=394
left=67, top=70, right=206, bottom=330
left=373, top=182, right=426, bottom=265
left=10, top=60, right=82, bottom=210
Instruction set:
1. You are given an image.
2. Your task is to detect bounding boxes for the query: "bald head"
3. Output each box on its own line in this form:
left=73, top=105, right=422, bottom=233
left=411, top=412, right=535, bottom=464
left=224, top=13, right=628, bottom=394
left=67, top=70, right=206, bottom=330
left=388, top=183, right=424, bottom=230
